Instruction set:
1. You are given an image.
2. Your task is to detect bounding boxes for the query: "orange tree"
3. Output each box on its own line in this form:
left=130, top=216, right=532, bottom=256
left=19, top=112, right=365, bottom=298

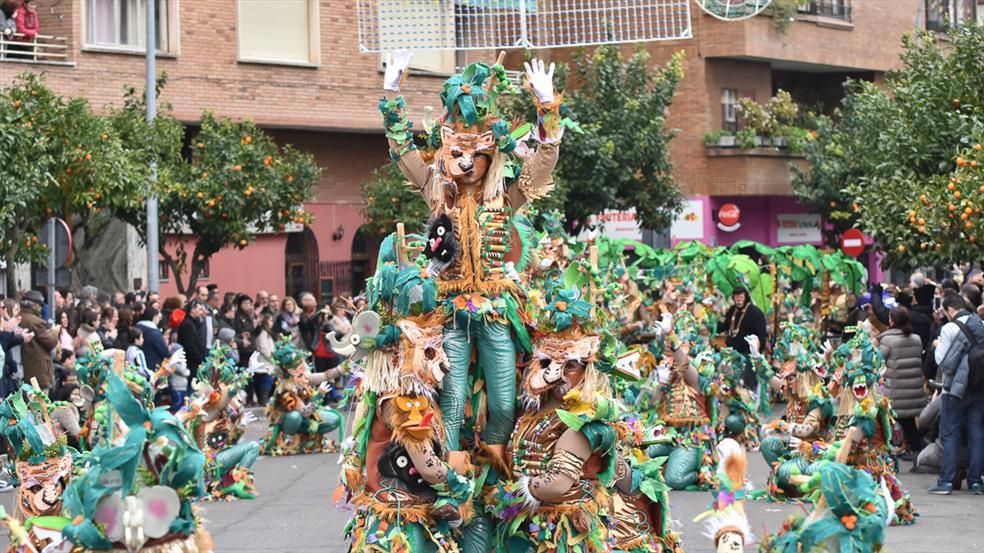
left=360, top=161, right=429, bottom=237
left=854, top=145, right=984, bottom=267
left=113, top=83, right=319, bottom=294
left=840, top=26, right=984, bottom=268
left=0, top=73, right=145, bottom=291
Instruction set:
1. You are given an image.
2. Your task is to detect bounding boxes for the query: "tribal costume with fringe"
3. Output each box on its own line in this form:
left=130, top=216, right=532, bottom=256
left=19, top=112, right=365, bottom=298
left=489, top=329, right=617, bottom=553
left=340, top=315, right=475, bottom=553
left=183, top=345, right=259, bottom=500
left=759, top=324, right=833, bottom=500
left=261, top=339, right=344, bottom=456
left=649, top=315, right=717, bottom=491
left=822, top=335, right=916, bottom=526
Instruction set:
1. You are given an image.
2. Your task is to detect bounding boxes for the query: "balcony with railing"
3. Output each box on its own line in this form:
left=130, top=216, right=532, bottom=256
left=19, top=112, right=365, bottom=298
left=0, top=33, right=73, bottom=66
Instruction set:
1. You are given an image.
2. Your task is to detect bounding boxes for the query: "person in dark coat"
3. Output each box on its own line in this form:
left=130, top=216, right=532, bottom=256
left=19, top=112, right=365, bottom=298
left=910, top=283, right=937, bottom=353
left=177, top=301, right=207, bottom=382
left=719, top=287, right=767, bottom=388
left=19, top=291, right=60, bottom=393
left=137, top=307, right=170, bottom=374
left=233, top=294, right=256, bottom=369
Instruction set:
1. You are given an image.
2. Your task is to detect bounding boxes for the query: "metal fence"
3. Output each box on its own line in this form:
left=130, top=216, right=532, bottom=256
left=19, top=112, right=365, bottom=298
left=798, top=0, right=852, bottom=21
left=358, top=0, right=693, bottom=52
left=0, top=33, right=70, bottom=63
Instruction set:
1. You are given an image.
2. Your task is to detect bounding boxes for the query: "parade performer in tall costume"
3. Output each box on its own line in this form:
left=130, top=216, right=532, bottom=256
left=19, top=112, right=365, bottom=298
left=261, top=338, right=344, bottom=455
left=182, top=345, right=260, bottom=500
left=379, top=49, right=569, bottom=548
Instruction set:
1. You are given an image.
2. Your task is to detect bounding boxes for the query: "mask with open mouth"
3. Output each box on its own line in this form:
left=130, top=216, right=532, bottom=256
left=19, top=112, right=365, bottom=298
left=521, top=335, right=600, bottom=409
left=397, top=318, right=449, bottom=393
left=16, top=454, right=73, bottom=518
left=377, top=443, right=438, bottom=495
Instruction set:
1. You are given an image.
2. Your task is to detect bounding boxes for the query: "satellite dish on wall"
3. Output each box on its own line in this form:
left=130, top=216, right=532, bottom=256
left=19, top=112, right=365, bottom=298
left=695, top=0, right=773, bottom=21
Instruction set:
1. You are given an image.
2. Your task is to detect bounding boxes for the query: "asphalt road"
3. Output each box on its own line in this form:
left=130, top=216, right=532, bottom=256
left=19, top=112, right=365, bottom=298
left=3, top=410, right=982, bottom=552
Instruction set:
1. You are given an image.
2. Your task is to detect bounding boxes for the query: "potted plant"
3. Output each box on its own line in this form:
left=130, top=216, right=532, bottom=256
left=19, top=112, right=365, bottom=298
left=736, top=128, right=757, bottom=150
left=704, top=130, right=737, bottom=147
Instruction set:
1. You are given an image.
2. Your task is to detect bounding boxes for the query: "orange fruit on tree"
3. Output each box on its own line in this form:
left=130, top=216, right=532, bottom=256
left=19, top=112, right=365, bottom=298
left=975, top=144, right=982, bottom=151
left=949, top=203, right=957, bottom=211
left=972, top=160, right=980, bottom=168
left=918, top=218, right=926, bottom=225
left=232, top=165, right=242, bottom=171
left=920, top=194, right=928, bottom=203
left=897, top=244, right=906, bottom=253
left=918, top=226, right=926, bottom=233
left=971, top=235, right=977, bottom=243
left=948, top=182, right=956, bottom=191
left=961, top=213, right=969, bottom=220
left=967, top=221, right=974, bottom=229
left=239, top=239, right=248, bottom=246
left=956, top=157, right=966, bottom=167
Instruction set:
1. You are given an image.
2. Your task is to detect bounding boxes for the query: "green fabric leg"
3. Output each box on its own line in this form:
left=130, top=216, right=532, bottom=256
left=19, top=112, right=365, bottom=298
left=441, top=324, right=472, bottom=451
left=461, top=514, right=494, bottom=553
left=316, top=407, right=344, bottom=442
left=664, top=447, right=701, bottom=490
left=761, top=435, right=789, bottom=467
left=476, top=321, right=516, bottom=446
left=215, top=441, right=260, bottom=474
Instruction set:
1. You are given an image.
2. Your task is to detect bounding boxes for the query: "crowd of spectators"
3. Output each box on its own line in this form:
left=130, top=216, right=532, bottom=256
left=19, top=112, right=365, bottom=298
left=0, top=283, right=358, bottom=413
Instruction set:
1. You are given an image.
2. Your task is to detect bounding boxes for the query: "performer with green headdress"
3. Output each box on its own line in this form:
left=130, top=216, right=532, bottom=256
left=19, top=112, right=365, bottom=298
left=182, top=344, right=260, bottom=500
left=261, top=338, right=344, bottom=456
left=380, top=49, right=572, bottom=549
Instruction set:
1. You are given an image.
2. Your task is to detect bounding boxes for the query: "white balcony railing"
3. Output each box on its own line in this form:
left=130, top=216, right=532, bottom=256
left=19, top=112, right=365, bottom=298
left=0, top=33, right=72, bottom=65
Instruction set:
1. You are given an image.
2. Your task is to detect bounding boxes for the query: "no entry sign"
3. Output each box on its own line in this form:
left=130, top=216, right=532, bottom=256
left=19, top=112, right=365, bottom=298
left=841, top=228, right=865, bottom=257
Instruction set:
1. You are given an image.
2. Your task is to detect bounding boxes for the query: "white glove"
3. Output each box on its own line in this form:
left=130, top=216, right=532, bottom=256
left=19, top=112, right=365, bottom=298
left=238, top=411, right=257, bottom=428
left=821, top=340, right=833, bottom=356
left=656, top=363, right=672, bottom=385
left=523, top=58, right=555, bottom=104
left=383, top=49, right=413, bottom=92
left=657, top=312, right=673, bottom=336
left=789, top=436, right=802, bottom=449
left=318, top=381, right=331, bottom=395
left=744, top=335, right=760, bottom=357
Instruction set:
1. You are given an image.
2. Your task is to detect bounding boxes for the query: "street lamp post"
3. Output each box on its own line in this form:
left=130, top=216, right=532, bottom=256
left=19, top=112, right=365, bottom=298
left=146, top=0, right=160, bottom=293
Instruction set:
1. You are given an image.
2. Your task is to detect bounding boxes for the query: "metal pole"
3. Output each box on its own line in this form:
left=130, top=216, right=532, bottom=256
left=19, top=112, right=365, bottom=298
left=146, top=0, right=160, bottom=293
left=46, top=218, right=55, bottom=319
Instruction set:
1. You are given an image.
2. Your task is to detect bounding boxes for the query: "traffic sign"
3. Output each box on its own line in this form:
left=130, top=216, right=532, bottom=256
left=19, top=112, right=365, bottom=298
left=841, top=228, right=866, bottom=258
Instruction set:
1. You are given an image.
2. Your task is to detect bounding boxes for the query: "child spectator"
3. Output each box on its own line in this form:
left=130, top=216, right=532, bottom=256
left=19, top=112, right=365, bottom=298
left=126, top=326, right=150, bottom=380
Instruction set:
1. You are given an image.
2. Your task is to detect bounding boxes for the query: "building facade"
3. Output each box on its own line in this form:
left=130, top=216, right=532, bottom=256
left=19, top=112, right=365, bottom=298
left=0, top=0, right=974, bottom=297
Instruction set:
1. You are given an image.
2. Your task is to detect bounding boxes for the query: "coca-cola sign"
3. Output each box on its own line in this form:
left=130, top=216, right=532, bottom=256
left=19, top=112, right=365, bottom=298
left=717, top=203, right=741, bottom=232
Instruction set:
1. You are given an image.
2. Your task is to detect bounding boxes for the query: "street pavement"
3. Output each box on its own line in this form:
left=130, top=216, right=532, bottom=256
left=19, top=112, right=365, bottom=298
left=3, top=409, right=982, bottom=552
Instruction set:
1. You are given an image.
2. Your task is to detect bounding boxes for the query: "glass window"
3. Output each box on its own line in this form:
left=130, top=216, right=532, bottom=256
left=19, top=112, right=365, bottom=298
left=238, top=0, right=319, bottom=65
left=722, top=88, right=738, bottom=132
left=85, top=0, right=175, bottom=52
left=925, top=0, right=977, bottom=31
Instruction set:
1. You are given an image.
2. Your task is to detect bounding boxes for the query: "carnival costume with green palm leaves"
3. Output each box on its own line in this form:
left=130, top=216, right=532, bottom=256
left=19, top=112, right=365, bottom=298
left=822, top=333, right=916, bottom=526
left=183, top=345, right=260, bottom=500
left=759, top=323, right=833, bottom=500
left=760, top=461, right=890, bottom=553
left=261, top=339, right=344, bottom=455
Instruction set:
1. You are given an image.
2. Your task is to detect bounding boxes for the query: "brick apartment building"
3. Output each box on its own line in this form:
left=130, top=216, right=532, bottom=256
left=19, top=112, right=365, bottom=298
left=0, top=0, right=978, bottom=298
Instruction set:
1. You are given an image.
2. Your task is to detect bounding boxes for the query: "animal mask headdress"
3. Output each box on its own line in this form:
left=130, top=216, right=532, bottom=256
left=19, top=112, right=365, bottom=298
left=194, top=345, right=249, bottom=413
left=836, top=333, right=883, bottom=403
left=396, top=316, right=450, bottom=398
left=521, top=331, right=603, bottom=412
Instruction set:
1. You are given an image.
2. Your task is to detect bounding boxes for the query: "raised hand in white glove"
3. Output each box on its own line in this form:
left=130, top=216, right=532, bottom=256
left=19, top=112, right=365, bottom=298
left=318, top=381, right=332, bottom=395
left=168, top=348, right=187, bottom=368
left=744, top=335, right=760, bottom=357
left=523, top=58, right=555, bottom=104
left=789, top=436, right=802, bottom=449
left=656, top=363, right=672, bottom=385
left=657, top=312, right=673, bottom=336
left=822, top=340, right=833, bottom=356
left=383, top=49, right=414, bottom=93
left=238, top=411, right=257, bottom=428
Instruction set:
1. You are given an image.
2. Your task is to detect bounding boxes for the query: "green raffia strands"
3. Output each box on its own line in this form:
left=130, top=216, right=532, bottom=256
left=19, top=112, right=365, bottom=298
left=378, top=96, right=415, bottom=158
